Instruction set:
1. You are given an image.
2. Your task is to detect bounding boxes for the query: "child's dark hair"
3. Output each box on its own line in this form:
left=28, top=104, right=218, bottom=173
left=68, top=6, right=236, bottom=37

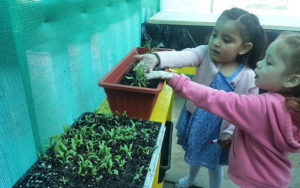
left=217, top=8, right=267, bottom=69
left=277, top=32, right=300, bottom=111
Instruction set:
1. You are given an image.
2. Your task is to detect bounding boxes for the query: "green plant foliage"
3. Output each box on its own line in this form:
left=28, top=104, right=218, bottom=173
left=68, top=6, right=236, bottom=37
left=143, top=39, right=158, bottom=54
left=38, top=113, right=161, bottom=185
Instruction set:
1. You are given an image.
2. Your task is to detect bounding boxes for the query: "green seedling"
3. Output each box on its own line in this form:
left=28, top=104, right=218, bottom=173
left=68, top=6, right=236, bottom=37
left=130, top=120, right=136, bottom=130
left=90, top=123, right=98, bottom=139
left=71, top=136, right=78, bottom=151
left=42, top=153, right=51, bottom=160
left=86, top=140, right=94, bottom=153
left=80, top=126, right=88, bottom=138
left=107, top=158, right=118, bottom=175
left=53, top=138, right=69, bottom=164
left=133, top=166, right=145, bottom=181
left=78, top=133, right=84, bottom=145
left=59, top=176, right=69, bottom=185
left=134, top=65, right=149, bottom=87
left=107, top=128, right=115, bottom=138
left=96, top=175, right=103, bottom=181
left=98, top=141, right=111, bottom=156
left=120, top=144, right=133, bottom=159
left=99, top=154, right=117, bottom=175
left=114, top=155, right=126, bottom=168
left=100, top=126, right=106, bottom=136
left=143, top=39, right=158, bottom=54
left=37, top=151, right=41, bottom=159
left=62, top=123, right=71, bottom=132
left=77, top=154, right=94, bottom=176
left=141, top=146, right=154, bottom=155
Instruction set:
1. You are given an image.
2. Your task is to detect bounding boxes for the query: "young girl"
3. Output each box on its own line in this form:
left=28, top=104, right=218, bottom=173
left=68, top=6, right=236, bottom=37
left=146, top=32, right=300, bottom=188
left=136, top=8, right=266, bottom=187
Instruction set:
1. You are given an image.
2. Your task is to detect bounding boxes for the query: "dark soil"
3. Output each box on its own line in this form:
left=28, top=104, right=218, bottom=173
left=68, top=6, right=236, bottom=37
left=13, top=112, right=162, bottom=188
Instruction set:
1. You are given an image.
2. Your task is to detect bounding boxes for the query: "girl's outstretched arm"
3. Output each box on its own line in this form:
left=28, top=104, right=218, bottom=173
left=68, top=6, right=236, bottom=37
left=168, top=73, right=266, bottom=132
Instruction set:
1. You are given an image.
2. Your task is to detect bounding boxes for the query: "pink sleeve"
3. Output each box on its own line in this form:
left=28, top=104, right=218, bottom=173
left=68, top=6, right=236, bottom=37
left=221, top=70, right=259, bottom=135
left=168, top=74, right=266, bottom=132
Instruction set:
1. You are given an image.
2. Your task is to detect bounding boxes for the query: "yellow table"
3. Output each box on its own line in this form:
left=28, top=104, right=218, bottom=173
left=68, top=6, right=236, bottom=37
left=95, top=83, right=174, bottom=188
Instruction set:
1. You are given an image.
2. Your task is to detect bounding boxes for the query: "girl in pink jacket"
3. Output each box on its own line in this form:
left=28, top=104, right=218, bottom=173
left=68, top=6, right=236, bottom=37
left=146, top=32, right=300, bottom=188
left=136, top=8, right=266, bottom=188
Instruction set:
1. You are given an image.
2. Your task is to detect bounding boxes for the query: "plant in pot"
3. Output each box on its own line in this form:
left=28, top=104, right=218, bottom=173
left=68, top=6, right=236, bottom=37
left=120, top=63, right=150, bottom=88
left=13, top=112, right=167, bottom=188
left=98, top=42, right=172, bottom=120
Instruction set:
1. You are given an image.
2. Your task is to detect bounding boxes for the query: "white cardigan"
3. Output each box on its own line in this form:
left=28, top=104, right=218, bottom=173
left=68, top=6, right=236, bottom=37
left=156, top=45, right=258, bottom=135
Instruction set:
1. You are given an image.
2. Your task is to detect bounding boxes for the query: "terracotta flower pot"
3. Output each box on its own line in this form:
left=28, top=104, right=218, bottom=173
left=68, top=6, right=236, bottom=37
left=98, top=47, right=171, bottom=120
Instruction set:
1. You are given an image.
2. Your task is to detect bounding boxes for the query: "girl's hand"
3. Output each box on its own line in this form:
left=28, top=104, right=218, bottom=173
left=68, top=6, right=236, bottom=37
left=145, top=71, right=173, bottom=81
left=134, top=54, right=159, bottom=71
left=217, top=133, right=232, bottom=149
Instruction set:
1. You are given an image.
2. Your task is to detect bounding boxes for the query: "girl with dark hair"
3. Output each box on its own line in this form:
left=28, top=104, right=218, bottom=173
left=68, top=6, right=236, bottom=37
left=145, top=31, right=300, bottom=188
left=135, top=7, right=266, bottom=188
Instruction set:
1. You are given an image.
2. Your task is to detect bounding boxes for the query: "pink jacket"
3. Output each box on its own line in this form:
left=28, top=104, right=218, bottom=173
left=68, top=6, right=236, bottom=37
left=156, top=45, right=258, bottom=135
left=168, top=73, right=300, bottom=188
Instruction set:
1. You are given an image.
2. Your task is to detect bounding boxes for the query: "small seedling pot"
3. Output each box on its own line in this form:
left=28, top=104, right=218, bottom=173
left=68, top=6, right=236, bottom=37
left=98, top=47, right=171, bottom=120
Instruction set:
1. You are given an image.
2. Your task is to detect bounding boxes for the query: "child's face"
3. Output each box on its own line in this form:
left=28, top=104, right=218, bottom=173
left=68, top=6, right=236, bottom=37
left=208, top=19, right=247, bottom=64
left=254, top=39, right=291, bottom=92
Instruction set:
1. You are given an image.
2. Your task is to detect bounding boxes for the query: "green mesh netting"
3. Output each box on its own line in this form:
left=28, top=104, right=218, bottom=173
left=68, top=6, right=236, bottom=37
left=0, top=0, right=160, bottom=186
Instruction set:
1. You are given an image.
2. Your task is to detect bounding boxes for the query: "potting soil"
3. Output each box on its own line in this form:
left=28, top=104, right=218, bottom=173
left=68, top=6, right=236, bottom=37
left=13, top=112, right=162, bottom=188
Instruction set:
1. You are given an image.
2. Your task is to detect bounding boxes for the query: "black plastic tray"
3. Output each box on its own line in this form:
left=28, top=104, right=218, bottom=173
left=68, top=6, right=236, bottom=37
left=158, top=121, right=173, bottom=183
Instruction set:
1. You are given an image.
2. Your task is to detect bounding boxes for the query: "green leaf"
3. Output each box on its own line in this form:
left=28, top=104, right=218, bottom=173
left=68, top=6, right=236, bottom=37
left=96, top=175, right=103, bottom=181
left=60, top=142, right=68, bottom=152
left=125, top=76, right=134, bottom=80
left=109, top=159, right=113, bottom=169
left=114, top=155, right=121, bottom=161
left=113, top=169, right=119, bottom=175
left=78, top=154, right=84, bottom=162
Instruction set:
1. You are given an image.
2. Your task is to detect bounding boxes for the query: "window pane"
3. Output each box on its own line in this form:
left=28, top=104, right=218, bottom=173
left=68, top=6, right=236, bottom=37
left=212, top=0, right=299, bottom=16
left=161, top=0, right=300, bottom=16
left=161, top=0, right=211, bottom=13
